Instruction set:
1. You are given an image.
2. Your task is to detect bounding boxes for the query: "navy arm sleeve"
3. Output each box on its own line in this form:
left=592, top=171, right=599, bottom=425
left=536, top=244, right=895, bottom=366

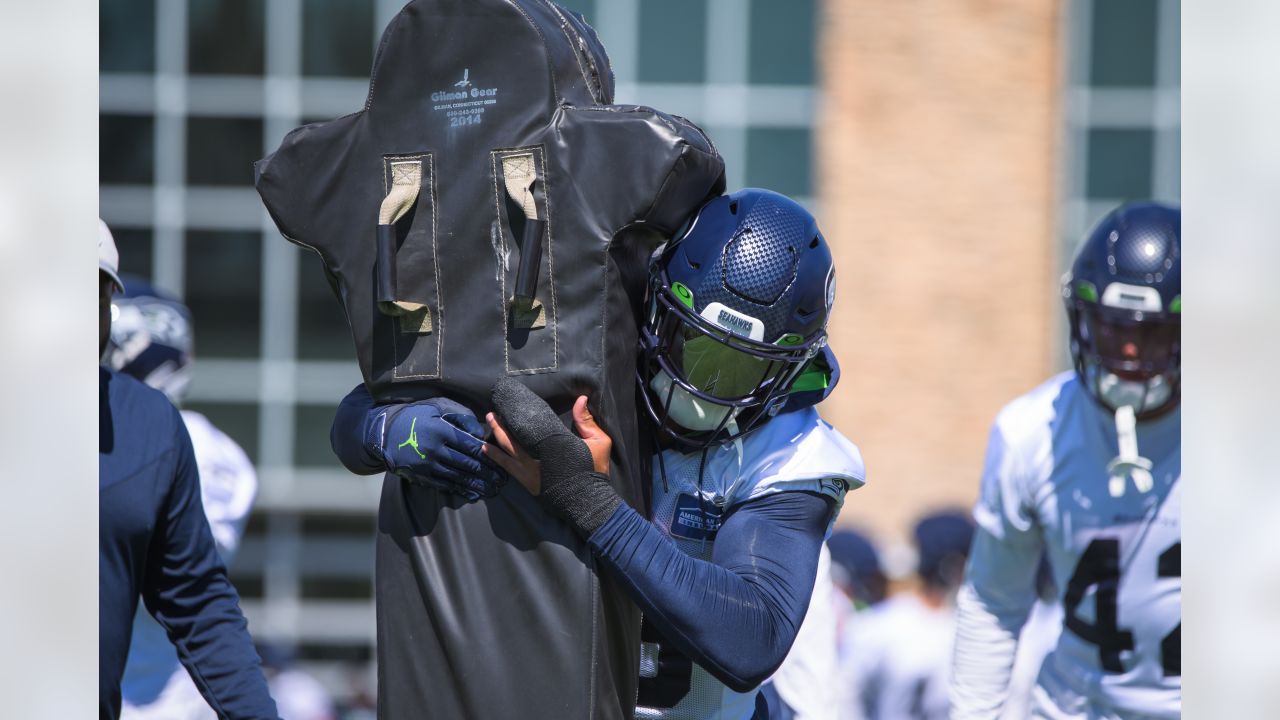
left=588, top=491, right=833, bottom=692
left=330, top=383, right=383, bottom=475
left=142, top=410, right=278, bottom=719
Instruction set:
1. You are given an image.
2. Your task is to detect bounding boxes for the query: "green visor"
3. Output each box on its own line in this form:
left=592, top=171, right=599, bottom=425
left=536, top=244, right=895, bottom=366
left=668, top=325, right=787, bottom=400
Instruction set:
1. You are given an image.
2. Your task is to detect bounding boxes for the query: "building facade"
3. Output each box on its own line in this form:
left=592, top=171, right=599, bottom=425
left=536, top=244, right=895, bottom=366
left=100, top=0, right=1178, bottom=698
left=816, top=0, right=1179, bottom=552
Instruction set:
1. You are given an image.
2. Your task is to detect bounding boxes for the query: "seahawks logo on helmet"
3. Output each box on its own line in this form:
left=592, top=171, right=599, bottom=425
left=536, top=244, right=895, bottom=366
left=104, top=274, right=196, bottom=405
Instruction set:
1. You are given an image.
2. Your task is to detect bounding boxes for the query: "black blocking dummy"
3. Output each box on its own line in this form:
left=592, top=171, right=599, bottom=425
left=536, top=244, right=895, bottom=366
left=254, top=1, right=724, bottom=718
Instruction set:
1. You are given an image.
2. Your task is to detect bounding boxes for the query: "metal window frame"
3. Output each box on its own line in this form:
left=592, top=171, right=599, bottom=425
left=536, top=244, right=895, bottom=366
left=99, top=0, right=821, bottom=685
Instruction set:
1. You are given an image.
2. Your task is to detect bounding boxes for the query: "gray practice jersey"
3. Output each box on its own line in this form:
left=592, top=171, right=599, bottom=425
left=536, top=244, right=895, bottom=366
left=952, top=372, right=1181, bottom=719
left=637, top=407, right=865, bottom=720
left=767, top=544, right=840, bottom=720
left=842, top=593, right=955, bottom=720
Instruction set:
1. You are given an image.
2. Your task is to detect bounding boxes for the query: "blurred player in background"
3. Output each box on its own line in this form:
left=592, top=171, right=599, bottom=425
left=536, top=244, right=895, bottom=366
left=335, top=188, right=863, bottom=719
left=838, top=511, right=974, bottom=720
left=257, top=645, right=337, bottom=720
left=103, top=275, right=262, bottom=720
left=758, top=543, right=840, bottom=720
left=827, top=528, right=888, bottom=613
left=99, top=221, right=277, bottom=719
left=950, top=203, right=1181, bottom=719
left=826, top=528, right=887, bottom=720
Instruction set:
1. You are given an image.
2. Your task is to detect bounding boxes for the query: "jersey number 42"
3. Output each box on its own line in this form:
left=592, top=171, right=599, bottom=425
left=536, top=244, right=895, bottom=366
left=1063, top=537, right=1180, bottom=676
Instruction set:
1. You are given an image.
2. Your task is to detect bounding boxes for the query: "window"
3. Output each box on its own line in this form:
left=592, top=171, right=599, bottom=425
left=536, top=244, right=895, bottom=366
left=184, top=401, right=261, bottom=464
left=303, top=0, right=375, bottom=78
left=1086, top=128, right=1155, bottom=200
left=186, top=117, right=263, bottom=186
left=294, top=403, right=344, bottom=469
left=746, top=128, right=812, bottom=198
left=101, top=0, right=155, bottom=73
left=749, top=0, right=816, bottom=85
left=638, top=0, right=707, bottom=83
left=297, top=251, right=354, bottom=360
left=1090, top=0, right=1159, bottom=87
left=185, top=230, right=262, bottom=358
left=100, top=115, right=154, bottom=185
left=110, top=227, right=155, bottom=283
left=188, top=0, right=265, bottom=76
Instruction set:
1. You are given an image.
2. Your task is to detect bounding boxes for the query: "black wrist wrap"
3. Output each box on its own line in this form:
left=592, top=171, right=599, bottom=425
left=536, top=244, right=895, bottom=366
left=540, top=470, right=622, bottom=536
left=492, top=379, right=623, bottom=536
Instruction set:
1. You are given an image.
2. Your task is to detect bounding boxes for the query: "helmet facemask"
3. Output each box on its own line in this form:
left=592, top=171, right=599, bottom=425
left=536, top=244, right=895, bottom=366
left=1066, top=285, right=1181, bottom=420
left=639, top=275, right=825, bottom=450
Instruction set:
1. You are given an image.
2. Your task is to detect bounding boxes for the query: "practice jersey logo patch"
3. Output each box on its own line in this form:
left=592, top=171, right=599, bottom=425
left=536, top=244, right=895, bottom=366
left=670, top=493, right=723, bottom=541
left=820, top=477, right=850, bottom=497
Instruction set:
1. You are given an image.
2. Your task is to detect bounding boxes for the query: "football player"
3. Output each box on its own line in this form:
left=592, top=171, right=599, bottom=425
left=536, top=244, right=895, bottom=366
left=759, top=543, right=841, bottom=720
left=104, top=276, right=261, bottom=720
left=826, top=529, right=886, bottom=720
left=950, top=202, right=1181, bottom=719
left=838, top=511, right=974, bottom=720
left=332, top=188, right=865, bottom=719
left=827, top=528, right=887, bottom=611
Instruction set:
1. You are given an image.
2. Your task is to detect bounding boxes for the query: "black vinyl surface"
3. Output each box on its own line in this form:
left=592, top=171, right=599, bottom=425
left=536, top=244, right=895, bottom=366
left=256, top=1, right=724, bottom=717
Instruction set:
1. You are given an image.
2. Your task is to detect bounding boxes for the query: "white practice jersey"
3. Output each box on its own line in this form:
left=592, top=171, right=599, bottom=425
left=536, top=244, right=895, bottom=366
left=833, top=592, right=876, bottom=720
left=636, top=407, right=865, bottom=720
left=767, top=544, right=839, bottom=720
left=120, top=411, right=258, bottom=716
left=1001, top=600, right=1064, bottom=720
left=270, top=668, right=337, bottom=720
left=842, top=593, right=955, bottom=720
left=953, top=372, right=1180, bottom=719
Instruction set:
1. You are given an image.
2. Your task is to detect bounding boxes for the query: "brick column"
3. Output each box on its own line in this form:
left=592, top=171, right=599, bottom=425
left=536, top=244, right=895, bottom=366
left=816, top=0, right=1061, bottom=547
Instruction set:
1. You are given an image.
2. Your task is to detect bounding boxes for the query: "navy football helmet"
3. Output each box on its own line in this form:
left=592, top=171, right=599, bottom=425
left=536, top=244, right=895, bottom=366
left=827, top=528, right=887, bottom=606
left=104, top=274, right=195, bottom=404
left=913, top=510, right=974, bottom=592
left=1063, top=202, right=1180, bottom=418
left=639, top=188, right=836, bottom=448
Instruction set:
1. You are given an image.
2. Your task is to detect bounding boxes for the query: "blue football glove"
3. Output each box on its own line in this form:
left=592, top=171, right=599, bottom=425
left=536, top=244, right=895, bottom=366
left=367, top=397, right=506, bottom=500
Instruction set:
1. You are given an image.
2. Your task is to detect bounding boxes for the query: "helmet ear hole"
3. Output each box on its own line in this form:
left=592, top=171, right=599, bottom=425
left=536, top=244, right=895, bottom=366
left=810, top=236, right=820, bottom=249
left=728, top=201, right=738, bottom=215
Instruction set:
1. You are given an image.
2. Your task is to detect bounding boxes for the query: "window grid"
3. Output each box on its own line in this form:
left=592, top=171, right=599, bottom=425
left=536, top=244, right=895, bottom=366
left=1056, top=0, right=1180, bottom=365
left=99, top=0, right=821, bottom=691
left=102, top=0, right=1177, bottom=697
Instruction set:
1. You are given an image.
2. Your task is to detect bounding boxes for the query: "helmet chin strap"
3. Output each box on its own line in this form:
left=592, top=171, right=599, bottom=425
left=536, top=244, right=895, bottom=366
left=1095, top=371, right=1167, bottom=497
left=1107, top=405, right=1154, bottom=497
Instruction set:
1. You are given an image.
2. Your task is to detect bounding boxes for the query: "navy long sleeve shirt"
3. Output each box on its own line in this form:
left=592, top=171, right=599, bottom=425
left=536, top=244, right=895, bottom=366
left=588, top=493, right=832, bottom=692
left=99, top=368, right=277, bottom=719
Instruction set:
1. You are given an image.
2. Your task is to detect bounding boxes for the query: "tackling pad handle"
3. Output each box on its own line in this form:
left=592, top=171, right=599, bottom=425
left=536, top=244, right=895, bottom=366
left=375, top=223, right=398, bottom=306
left=375, top=158, right=432, bottom=333
left=501, top=152, right=546, bottom=330
left=514, top=218, right=546, bottom=303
